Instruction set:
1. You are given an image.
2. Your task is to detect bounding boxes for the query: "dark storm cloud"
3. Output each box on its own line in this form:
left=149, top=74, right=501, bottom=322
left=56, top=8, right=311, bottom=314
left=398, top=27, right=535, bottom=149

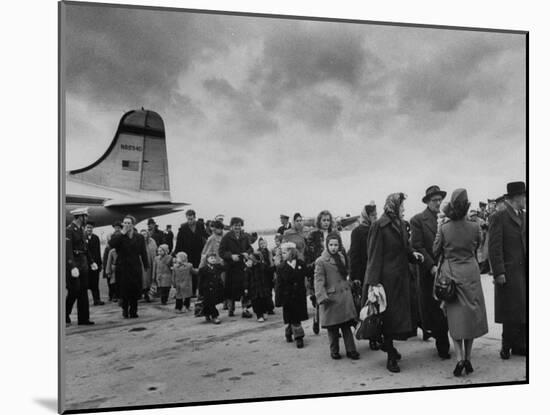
left=395, top=34, right=524, bottom=113
left=202, top=77, right=278, bottom=139
left=250, top=23, right=380, bottom=111
left=64, top=4, right=249, bottom=111
left=288, top=91, right=343, bottom=132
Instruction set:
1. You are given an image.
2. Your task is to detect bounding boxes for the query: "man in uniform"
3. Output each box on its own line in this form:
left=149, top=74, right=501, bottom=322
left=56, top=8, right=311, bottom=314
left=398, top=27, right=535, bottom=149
left=489, top=181, right=527, bottom=359
left=66, top=208, right=98, bottom=325
left=410, top=185, right=451, bottom=359
left=84, top=221, right=104, bottom=305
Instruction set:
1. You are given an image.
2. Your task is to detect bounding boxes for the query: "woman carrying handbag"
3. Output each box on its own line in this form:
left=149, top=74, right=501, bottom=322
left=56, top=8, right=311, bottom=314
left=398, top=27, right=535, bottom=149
left=433, top=189, right=488, bottom=377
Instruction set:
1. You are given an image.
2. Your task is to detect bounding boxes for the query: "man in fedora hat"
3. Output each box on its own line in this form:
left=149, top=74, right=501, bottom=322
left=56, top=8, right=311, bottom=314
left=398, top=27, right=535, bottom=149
left=488, top=181, right=527, bottom=359
left=66, top=207, right=96, bottom=325
left=411, top=185, right=451, bottom=358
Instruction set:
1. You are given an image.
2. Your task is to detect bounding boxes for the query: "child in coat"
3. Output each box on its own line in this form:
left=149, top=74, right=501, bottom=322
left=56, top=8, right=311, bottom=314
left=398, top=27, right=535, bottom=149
left=172, top=252, right=197, bottom=313
left=258, top=238, right=275, bottom=315
left=105, top=247, right=119, bottom=302
left=244, top=252, right=272, bottom=322
left=198, top=253, right=225, bottom=324
left=153, top=244, right=173, bottom=305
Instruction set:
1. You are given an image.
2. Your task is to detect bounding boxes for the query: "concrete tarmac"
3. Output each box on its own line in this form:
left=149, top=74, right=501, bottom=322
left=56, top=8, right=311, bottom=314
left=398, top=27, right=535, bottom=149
left=63, top=274, right=526, bottom=411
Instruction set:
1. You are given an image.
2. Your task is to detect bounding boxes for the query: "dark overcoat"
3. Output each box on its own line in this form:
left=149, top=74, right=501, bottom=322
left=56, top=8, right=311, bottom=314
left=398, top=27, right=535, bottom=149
left=276, top=260, right=309, bottom=324
left=198, top=264, right=225, bottom=306
left=218, top=230, right=253, bottom=300
left=488, top=204, right=527, bottom=324
left=349, top=223, right=370, bottom=283
left=174, top=223, right=207, bottom=267
left=410, top=208, right=448, bottom=332
left=86, top=233, right=103, bottom=268
left=244, top=263, right=272, bottom=300
left=365, top=214, right=419, bottom=337
left=109, top=232, right=149, bottom=300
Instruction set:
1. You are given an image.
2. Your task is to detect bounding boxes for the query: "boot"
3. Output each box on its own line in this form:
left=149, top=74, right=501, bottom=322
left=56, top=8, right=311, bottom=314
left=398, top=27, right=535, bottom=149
left=295, top=337, right=304, bottom=349
left=387, top=356, right=400, bottom=373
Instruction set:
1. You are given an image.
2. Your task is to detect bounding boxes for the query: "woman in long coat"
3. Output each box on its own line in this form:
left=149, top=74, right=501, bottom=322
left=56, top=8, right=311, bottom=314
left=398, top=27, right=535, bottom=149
left=218, top=217, right=253, bottom=317
left=109, top=215, right=149, bottom=318
left=434, top=189, right=488, bottom=376
left=365, top=193, right=424, bottom=372
left=315, top=233, right=359, bottom=360
left=140, top=229, right=157, bottom=302
left=275, top=242, right=309, bottom=349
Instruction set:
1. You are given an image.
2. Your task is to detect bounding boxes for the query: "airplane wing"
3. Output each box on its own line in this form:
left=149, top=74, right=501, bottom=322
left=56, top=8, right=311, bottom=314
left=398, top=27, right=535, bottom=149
left=103, top=199, right=187, bottom=208
left=337, top=215, right=359, bottom=228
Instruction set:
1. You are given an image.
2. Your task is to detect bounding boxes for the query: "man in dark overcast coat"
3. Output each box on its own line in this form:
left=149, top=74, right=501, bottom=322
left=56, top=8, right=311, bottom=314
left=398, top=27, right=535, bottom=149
left=410, top=185, right=451, bottom=359
left=488, top=181, right=527, bottom=359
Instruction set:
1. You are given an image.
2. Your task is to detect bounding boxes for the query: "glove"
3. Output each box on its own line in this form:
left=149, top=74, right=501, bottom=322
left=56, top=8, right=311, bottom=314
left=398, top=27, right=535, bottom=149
left=90, top=262, right=98, bottom=271
left=71, top=267, right=79, bottom=278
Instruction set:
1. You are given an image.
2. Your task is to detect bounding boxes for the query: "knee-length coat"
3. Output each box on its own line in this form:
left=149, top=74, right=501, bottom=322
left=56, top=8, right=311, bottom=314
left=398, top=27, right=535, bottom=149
left=142, top=237, right=157, bottom=288
left=244, top=262, right=272, bottom=300
left=349, top=223, right=370, bottom=283
left=153, top=255, right=173, bottom=288
left=275, top=260, right=309, bottom=324
left=218, top=230, right=253, bottom=301
left=364, top=214, right=420, bottom=337
left=198, top=264, right=225, bottom=306
left=410, top=208, right=448, bottom=333
left=434, top=218, right=488, bottom=339
left=488, top=204, right=527, bottom=324
left=314, top=251, right=357, bottom=328
left=109, top=232, right=149, bottom=300
left=172, top=262, right=194, bottom=300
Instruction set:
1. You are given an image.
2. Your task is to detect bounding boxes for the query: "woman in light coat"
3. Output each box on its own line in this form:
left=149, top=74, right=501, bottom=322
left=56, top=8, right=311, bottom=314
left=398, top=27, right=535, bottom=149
left=141, top=229, right=158, bottom=302
left=314, top=232, right=359, bottom=360
left=433, top=188, right=488, bottom=376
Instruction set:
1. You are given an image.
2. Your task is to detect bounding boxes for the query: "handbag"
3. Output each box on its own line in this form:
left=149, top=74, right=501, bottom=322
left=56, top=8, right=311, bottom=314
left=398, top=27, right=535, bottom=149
left=433, top=250, right=457, bottom=303
left=355, top=302, right=383, bottom=341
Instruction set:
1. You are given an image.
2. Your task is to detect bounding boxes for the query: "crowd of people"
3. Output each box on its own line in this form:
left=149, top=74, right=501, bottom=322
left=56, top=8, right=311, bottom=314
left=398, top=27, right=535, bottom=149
left=66, top=181, right=526, bottom=376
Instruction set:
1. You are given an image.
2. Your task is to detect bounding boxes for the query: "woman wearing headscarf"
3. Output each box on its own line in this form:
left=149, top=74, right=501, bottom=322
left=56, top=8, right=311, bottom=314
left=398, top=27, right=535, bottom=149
left=364, top=193, right=424, bottom=372
left=314, top=232, right=359, bottom=360
left=433, top=189, right=488, bottom=376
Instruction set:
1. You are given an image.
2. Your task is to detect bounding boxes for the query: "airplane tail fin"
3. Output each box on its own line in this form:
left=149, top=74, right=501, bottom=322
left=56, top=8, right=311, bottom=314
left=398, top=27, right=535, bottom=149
left=68, top=109, right=171, bottom=198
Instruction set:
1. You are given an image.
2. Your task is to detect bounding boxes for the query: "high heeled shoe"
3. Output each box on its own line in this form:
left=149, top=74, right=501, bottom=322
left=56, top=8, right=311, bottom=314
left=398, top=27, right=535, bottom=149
left=464, top=360, right=474, bottom=374
left=453, top=360, right=466, bottom=377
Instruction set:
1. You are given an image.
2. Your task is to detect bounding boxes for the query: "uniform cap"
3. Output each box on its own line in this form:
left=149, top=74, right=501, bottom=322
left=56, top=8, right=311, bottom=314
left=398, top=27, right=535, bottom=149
left=70, top=207, right=89, bottom=217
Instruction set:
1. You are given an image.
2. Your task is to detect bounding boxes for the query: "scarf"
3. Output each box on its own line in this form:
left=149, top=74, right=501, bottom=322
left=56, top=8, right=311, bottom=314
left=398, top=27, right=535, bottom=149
left=331, top=251, right=348, bottom=279
left=360, top=202, right=376, bottom=226
left=325, top=232, right=348, bottom=278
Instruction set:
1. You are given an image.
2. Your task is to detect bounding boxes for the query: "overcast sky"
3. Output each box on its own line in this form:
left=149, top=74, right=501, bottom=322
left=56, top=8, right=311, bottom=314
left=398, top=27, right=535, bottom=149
left=63, top=4, right=526, bottom=230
